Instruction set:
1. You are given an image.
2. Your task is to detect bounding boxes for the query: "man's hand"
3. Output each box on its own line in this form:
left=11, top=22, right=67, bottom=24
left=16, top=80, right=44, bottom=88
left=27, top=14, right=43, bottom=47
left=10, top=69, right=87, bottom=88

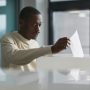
left=51, top=37, right=70, bottom=54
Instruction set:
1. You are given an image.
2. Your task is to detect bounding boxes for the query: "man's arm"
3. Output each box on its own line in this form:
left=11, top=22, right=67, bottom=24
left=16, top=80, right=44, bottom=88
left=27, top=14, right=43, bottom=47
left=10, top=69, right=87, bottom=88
left=1, top=41, right=52, bottom=65
left=1, top=36, right=70, bottom=66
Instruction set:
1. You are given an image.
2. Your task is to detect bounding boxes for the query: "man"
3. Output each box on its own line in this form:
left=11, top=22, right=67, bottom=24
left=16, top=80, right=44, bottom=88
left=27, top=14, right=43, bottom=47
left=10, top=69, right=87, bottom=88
left=1, top=6, right=70, bottom=71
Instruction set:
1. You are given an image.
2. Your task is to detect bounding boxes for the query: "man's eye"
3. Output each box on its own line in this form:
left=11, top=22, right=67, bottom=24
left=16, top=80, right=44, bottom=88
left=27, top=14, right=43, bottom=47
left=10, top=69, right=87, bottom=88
left=39, top=23, right=41, bottom=27
left=33, top=24, right=41, bottom=27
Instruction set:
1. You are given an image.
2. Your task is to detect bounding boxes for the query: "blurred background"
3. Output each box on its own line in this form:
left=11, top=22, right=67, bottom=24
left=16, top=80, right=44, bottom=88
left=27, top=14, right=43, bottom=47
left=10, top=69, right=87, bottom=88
left=0, top=0, right=90, bottom=55
left=0, top=0, right=90, bottom=89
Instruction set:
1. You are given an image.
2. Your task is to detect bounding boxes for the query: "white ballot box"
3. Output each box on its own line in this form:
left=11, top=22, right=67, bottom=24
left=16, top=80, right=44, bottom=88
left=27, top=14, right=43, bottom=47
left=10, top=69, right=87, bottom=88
left=0, top=55, right=90, bottom=90
left=37, top=55, right=90, bottom=70
left=36, top=55, right=90, bottom=90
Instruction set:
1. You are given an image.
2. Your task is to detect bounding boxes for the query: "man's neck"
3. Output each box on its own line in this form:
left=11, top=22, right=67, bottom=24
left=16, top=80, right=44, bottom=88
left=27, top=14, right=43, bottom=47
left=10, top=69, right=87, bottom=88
left=18, top=30, right=31, bottom=40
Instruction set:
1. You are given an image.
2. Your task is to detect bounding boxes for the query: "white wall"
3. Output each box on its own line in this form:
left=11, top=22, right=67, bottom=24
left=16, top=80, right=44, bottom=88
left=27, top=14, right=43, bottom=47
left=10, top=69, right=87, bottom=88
left=20, top=0, right=36, bottom=9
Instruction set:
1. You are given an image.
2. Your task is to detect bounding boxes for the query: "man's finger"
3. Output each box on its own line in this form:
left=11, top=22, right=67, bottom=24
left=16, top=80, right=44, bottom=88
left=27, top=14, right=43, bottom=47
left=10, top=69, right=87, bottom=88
left=67, top=42, right=70, bottom=45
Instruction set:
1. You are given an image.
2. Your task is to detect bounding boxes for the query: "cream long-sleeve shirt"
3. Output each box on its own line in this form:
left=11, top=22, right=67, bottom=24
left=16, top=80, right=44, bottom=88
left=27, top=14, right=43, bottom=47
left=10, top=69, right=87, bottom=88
left=1, top=31, right=52, bottom=71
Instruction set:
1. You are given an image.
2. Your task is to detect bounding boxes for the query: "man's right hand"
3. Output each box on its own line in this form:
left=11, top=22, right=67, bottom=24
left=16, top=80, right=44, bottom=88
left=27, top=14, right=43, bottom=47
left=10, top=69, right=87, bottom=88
left=51, top=37, right=70, bottom=54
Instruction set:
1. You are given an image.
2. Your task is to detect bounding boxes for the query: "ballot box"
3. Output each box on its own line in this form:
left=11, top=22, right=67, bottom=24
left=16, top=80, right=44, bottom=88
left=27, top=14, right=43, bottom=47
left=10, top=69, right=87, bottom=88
left=0, top=54, right=90, bottom=90
left=37, top=54, right=90, bottom=70
left=36, top=54, right=90, bottom=90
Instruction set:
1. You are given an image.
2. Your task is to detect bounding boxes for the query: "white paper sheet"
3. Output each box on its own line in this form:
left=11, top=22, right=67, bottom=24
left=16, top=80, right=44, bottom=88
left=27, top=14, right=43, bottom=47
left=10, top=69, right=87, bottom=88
left=70, top=30, right=84, bottom=81
left=70, top=30, right=84, bottom=57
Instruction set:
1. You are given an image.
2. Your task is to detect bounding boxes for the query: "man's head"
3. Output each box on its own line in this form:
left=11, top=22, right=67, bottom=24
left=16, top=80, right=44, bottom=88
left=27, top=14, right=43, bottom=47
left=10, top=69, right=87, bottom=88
left=19, top=6, right=42, bottom=40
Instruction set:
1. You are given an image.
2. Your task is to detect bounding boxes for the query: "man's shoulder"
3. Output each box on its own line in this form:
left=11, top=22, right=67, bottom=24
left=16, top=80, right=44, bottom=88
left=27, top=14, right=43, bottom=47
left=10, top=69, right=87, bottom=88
left=1, top=31, right=17, bottom=43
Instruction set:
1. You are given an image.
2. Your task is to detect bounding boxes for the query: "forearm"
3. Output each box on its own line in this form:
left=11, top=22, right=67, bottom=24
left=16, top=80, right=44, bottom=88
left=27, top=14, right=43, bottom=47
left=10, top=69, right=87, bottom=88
left=9, top=47, right=52, bottom=65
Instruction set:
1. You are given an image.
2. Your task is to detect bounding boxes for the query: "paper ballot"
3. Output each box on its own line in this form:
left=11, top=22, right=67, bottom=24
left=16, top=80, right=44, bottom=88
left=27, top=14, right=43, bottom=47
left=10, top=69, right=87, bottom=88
left=69, top=31, right=84, bottom=81
left=70, top=30, right=84, bottom=57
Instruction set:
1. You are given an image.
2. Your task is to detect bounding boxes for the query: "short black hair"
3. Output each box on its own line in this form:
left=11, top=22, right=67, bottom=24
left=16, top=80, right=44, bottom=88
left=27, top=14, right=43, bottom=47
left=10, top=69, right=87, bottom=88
left=19, top=6, right=41, bottom=20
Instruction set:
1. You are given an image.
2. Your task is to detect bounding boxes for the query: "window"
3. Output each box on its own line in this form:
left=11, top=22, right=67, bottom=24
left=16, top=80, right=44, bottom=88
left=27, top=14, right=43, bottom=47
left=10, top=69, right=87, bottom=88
left=0, top=0, right=20, bottom=38
left=50, top=0, right=73, bottom=2
left=0, top=0, right=6, bottom=6
left=48, top=0, right=90, bottom=54
left=53, top=10, right=89, bottom=54
left=0, top=14, right=6, bottom=37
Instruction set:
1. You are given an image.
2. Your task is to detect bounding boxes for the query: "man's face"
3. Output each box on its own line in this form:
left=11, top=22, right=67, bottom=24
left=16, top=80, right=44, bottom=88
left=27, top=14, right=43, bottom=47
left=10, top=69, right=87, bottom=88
left=23, top=14, right=42, bottom=39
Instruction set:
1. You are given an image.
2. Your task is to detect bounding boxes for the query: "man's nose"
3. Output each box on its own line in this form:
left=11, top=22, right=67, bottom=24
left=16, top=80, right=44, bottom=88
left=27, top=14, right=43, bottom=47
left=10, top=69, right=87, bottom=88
left=36, top=26, right=40, bottom=33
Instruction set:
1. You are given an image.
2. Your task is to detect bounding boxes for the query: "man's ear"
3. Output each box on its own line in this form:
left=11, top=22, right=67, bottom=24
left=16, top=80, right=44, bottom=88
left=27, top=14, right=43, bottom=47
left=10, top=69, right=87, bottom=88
left=19, top=19, right=25, bottom=27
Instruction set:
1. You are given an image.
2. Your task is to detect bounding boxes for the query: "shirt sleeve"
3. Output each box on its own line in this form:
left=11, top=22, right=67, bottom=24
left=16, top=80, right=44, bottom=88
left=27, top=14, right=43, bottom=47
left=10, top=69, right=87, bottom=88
left=1, top=37, right=52, bottom=66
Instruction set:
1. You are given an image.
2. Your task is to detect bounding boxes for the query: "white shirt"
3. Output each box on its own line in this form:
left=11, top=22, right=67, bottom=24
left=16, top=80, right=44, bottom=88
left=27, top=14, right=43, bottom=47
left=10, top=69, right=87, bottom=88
left=1, top=31, right=52, bottom=71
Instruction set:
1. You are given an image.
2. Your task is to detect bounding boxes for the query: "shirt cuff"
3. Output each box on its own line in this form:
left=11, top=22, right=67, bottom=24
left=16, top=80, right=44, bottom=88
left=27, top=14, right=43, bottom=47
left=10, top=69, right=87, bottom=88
left=42, top=46, right=52, bottom=55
